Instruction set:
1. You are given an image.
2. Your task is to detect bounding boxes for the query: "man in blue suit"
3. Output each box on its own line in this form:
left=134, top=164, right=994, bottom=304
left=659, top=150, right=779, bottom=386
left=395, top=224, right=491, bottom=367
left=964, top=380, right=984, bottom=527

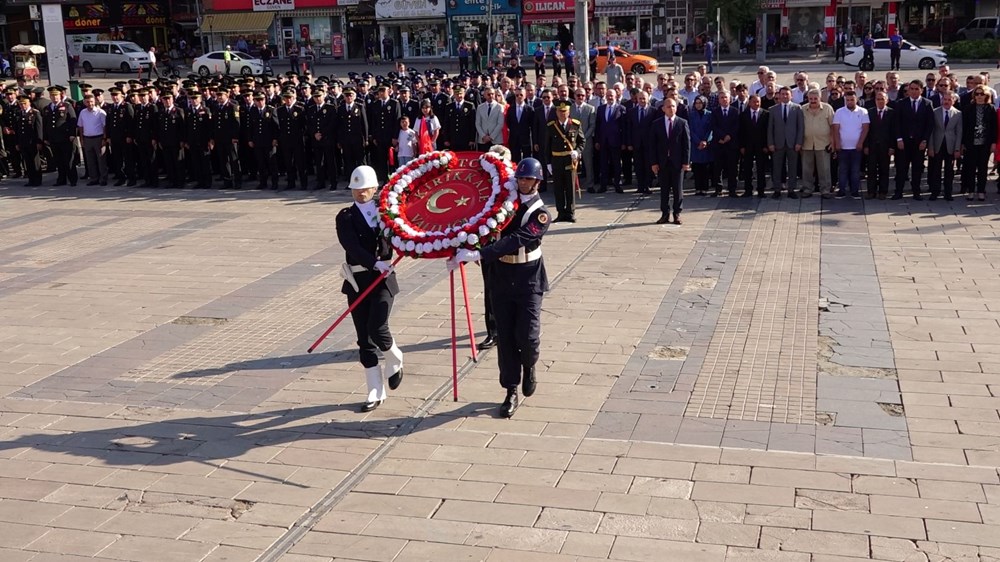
left=892, top=79, right=935, bottom=200
left=594, top=89, right=627, bottom=193
left=650, top=98, right=691, bottom=225
left=625, top=90, right=656, bottom=194
left=505, top=86, right=535, bottom=162
left=711, top=90, right=741, bottom=197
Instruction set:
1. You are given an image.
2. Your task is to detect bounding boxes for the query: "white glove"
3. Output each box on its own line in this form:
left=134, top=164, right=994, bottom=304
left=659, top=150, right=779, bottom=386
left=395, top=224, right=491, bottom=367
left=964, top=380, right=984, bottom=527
left=570, top=150, right=579, bottom=160
left=547, top=164, right=553, bottom=174
left=445, top=257, right=460, bottom=272
left=374, top=261, right=393, bottom=274
left=455, top=248, right=481, bottom=264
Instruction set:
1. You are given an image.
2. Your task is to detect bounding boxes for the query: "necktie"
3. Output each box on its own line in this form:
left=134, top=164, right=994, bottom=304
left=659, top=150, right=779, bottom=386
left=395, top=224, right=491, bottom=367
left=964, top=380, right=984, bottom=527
left=783, top=105, right=788, bottom=122
left=879, top=110, right=884, bottom=121
left=666, top=117, right=672, bottom=138
left=723, top=108, right=728, bottom=118
left=487, top=103, right=492, bottom=116
left=913, top=100, right=917, bottom=113
left=639, top=108, right=644, bottom=120
left=517, top=106, right=521, bottom=120
left=944, top=111, right=949, bottom=127
left=607, top=106, right=611, bottom=121
left=753, top=111, right=757, bottom=124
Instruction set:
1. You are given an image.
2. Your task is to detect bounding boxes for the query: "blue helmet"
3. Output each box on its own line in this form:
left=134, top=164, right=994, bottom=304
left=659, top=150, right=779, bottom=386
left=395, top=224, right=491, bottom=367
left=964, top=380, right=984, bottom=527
left=515, top=158, right=544, bottom=181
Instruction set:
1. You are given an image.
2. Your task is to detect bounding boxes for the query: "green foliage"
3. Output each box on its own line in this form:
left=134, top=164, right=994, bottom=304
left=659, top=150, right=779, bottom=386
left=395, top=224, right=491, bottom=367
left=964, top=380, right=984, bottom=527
left=707, top=0, right=760, bottom=30
left=943, top=39, right=1000, bottom=59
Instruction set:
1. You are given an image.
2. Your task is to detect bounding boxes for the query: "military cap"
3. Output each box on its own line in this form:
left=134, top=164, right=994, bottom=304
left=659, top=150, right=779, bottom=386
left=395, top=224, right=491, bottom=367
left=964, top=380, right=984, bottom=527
left=555, top=99, right=573, bottom=110
left=442, top=79, right=454, bottom=88
left=114, top=80, right=128, bottom=87
left=280, top=90, right=295, bottom=99
left=160, top=91, right=174, bottom=98
left=362, top=71, right=373, bottom=79
left=92, top=89, right=104, bottom=96
left=285, top=70, right=298, bottom=77
left=188, top=90, right=203, bottom=98
left=3, top=86, right=18, bottom=94
left=139, top=78, right=151, bottom=85
left=47, top=85, right=66, bottom=93
left=17, top=94, right=30, bottom=101
left=79, top=83, right=93, bottom=90
left=398, top=86, right=410, bottom=93
left=108, top=87, right=123, bottom=95
left=343, top=87, right=356, bottom=95
left=128, top=79, right=141, bottom=85
left=253, top=91, right=266, bottom=100
left=311, top=90, right=324, bottom=98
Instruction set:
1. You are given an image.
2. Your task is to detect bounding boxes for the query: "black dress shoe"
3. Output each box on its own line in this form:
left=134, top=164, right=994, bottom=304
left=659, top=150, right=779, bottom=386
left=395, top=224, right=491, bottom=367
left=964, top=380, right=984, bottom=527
left=478, top=334, right=497, bottom=349
left=360, top=400, right=382, bottom=413
left=772, top=191, right=781, bottom=199
left=586, top=187, right=596, bottom=194
left=596, top=187, right=607, bottom=193
left=673, top=217, right=682, bottom=225
left=522, top=366, right=537, bottom=397
left=87, top=181, right=100, bottom=186
left=912, top=194, right=923, bottom=201
left=614, top=187, right=624, bottom=194
left=500, top=389, right=519, bottom=418
left=788, top=191, right=799, bottom=199
left=742, top=191, right=753, bottom=197
left=890, top=193, right=903, bottom=200
left=126, top=180, right=137, bottom=187
left=655, top=215, right=671, bottom=224
left=388, top=369, right=403, bottom=390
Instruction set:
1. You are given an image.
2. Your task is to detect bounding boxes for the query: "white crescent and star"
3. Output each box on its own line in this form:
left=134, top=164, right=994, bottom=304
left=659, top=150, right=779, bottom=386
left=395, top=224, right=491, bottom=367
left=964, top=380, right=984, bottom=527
left=426, top=189, right=471, bottom=214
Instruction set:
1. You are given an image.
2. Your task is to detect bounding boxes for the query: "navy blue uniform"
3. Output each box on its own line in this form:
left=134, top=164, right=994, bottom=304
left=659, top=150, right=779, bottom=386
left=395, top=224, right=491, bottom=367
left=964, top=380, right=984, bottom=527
left=479, top=195, right=551, bottom=390
left=247, top=103, right=280, bottom=189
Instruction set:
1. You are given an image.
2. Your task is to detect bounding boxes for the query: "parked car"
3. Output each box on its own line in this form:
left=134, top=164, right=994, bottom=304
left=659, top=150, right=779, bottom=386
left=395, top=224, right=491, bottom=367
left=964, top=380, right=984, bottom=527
left=594, top=46, right=658, bottom=75
left=193, top=51, right=266, bottom=76
left=843, top=38, right=947, bottom=70
left=77, top=41, right=150, bottom=73
left=955, top=17, right=1000, bottom=41
left=917, top=17, right=967, bottom=43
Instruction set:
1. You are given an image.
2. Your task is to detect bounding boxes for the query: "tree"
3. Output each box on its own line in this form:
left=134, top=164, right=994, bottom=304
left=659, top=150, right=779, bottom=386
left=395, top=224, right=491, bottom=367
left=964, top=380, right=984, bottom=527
left=708, top=0, right=760, bottom=36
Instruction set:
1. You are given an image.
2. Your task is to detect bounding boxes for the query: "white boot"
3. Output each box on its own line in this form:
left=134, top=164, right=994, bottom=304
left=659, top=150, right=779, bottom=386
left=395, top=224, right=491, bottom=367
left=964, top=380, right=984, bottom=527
left=385, top=341, right=404, bottom=390
left=362, top=366, right=386, bottom=411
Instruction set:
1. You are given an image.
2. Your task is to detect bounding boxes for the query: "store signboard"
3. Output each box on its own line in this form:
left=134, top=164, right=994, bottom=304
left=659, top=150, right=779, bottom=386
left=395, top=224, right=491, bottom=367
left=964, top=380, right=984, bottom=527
left=447, top=0, right=519, bottom=17
left=332, top=32, right=345, bottom=57
left=252, top=0, right=295, bottom=11
left=376, top=0, right=446, bottom=19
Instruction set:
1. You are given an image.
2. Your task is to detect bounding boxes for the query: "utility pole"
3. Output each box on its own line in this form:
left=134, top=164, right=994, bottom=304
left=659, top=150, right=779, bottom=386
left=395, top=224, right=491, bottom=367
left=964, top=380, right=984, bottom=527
left=575, top=0, right=590, bottom=82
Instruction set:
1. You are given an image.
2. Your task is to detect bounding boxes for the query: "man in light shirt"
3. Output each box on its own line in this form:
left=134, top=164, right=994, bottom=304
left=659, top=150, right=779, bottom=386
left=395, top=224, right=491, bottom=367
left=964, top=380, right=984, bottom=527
left=800, top=89, right=835, bottom=197
left=831, top=90, right=870, bottom=198
left=76, top=94, right=108, bottom=186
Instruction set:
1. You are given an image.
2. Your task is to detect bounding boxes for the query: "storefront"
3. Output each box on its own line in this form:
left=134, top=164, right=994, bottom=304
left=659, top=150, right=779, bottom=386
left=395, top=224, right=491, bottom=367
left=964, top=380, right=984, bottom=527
left=784, top=0, right=829, bottom=49
left=377, top=0, right=448, bottom=59
left=346, top=0, right=378, bottom=60
left=199, top=11, right=276, bottom=54
left=65, top=2, right=170, bottom=51
left=447, top=0, right=520, bottom=57
left=521, top=0, right=590, bottom=53
left=594, top=0, right=656, bottom=51
left=275, top=9, right=347, bottom=59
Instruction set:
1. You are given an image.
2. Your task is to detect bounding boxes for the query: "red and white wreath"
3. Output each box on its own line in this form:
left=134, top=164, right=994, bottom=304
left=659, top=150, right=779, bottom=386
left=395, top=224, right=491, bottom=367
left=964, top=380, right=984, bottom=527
left=378, top=150, right=519, bottom=259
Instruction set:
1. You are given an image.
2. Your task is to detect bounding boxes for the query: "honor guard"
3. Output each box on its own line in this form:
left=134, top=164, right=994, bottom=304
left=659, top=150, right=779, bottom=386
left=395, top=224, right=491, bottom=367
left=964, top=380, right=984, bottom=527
left=104, top=88, right=135, bottom=186
left=337, top=88, right=369, bottom=177
left=14, top=95, right=43, bottom=186
left=449, top=158, right=551, bottom=418
left=213, top=88, right=242, bottom=189
left=247, top=92, right=280, bottom=190
left=156, top=92, right=187, bottom=188
left=276, top=91, right=307, bottom=190
left=133, top=89, right=159, bottom=186
left=544, top=100, right=585, bottom=222
left=305, top=89, right=338, bottom=190
left=185, top=92, right=214, bottom=189
left=336, top=165, right=404, bottom=412
left=42, top=86, right=79, bottom=187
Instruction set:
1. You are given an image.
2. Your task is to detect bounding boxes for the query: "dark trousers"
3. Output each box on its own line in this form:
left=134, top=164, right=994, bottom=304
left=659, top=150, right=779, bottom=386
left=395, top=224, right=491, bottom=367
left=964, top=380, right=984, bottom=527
left=19, top=144, right=41, bottom=185
left=50, top=141, right=78, bottom=185
left=481, top=263, right=496, bottom=338
left=459, top=57, right=469, bottom=73
left=867, top=147, right=891, bottom=195
left=716, top=145, right=740, bottom=193
left=477, top=142, right=494, bottom=153
left=253, top=144, right=278, bottom=188
left=964, top=144, right=991, bottom=194
left=348, top=284, right=394, bottom=368
left=599, top=145, right=621, bottom=189
left=313, top=141, right=337, bottom=189
left=188, top=147, right=213, bottom=188
left=658, top=162, right=684, bottom=216
left=216, top=140, right=241, bottom=188
left=551, top=158, right=576, bottom=219
left=342, top=142, right=366, bottom=178
left=927, top=145, right=956, bottom=198
left=894, top=139, right=926, bottom=196
left=491, top=289, right=542, bottom=390
left=160, top=144, right=182, bottom=187
left=3, top=134, right=20, bottom=176
left=742, top=149, right=769, bottom=194
left=633, top=145, right=651, bottom=191
left=534, top=62, right=545, bottom=78
left=137, top=139, right=157, bottom=185
left=889, top=48, right=901, bottom=70
left=371, top=140, right=390, bottom=180
left=108, top=138, right=128, bottom=179
left=835, top=44, right=845, bottom=60
left=621, top=146, right=633, bottom=184
left=692, top=162, right=711, bottom=193
left=280, top=142, right=307, bottom=189
left=510, top=142, right=531, bottom=163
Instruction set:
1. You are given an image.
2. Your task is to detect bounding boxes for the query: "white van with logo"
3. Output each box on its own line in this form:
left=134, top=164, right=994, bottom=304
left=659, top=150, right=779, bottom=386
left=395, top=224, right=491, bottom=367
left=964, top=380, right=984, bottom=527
left=78, top=41, right=151, bottom=73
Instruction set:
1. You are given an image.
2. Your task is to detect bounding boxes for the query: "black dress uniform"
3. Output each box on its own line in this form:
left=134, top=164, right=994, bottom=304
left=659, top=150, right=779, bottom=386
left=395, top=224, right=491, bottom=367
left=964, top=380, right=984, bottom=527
left=479, top=193, right=551, bottom=413
left=543, top=110, right=586, bottom=222
left=104, top=99, right=135, bottom=184
left=133, top=101, right=159, bottom=186
left=214, top=99, right=242, bottom=188
left=431, top=92, right=451, bottom=148
left=1, top=95, right=21, bottom=178
left=337, top=97, right=369, bottom=176
left=367, top=96, right=400, bottom=180
left=276, top=99, right=308, bottom=190
left=305, top=96, right=338, bottom=190
left=399, top=97, right=421, bottom=124
left=155, top=104, right=186, bottom=187
left=185, top=101, right=214, bottom=188
left=444, top=98, right=476, bottom=151
left=247, top=101, right=280, bottom=189
left=14, top=102, right=43, bottom=186
left=42, top=99, right=79, bottom=186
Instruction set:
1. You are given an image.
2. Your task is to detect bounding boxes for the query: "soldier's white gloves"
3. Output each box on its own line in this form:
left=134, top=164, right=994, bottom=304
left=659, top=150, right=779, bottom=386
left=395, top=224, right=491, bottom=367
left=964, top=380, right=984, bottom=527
left=547, top=164, right=553, bottom=174
left=455, top=249, right=481, bottom=263
left=374, top=261, right=393, bottom=274
left=570, top=150, right=579, bottom=160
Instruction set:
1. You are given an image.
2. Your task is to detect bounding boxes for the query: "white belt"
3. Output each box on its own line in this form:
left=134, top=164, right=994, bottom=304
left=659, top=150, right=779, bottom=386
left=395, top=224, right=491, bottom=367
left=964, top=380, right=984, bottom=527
left=499, top=248, right=542, bottom=264
left=348, top=264, right=369, bottom=273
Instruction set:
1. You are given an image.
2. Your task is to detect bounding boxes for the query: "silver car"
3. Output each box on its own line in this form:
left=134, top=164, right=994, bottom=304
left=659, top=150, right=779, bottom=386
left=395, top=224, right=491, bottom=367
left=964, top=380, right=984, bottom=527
left=955, top=17, right=1000, bottom=41
left=78, top=41, right=151, bottom=73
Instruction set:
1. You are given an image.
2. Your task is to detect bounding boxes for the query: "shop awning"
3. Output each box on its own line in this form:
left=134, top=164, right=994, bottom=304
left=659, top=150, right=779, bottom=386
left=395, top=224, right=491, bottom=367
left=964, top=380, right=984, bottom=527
left=522, top=13, right=573, bottom=24
left=199, top=12, right=274, bottom=35
left=595, top=4, right=653, bottom=17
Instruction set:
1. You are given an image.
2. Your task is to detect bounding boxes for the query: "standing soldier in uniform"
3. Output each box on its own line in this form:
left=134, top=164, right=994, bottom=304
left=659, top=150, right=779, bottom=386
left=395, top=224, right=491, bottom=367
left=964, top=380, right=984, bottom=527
left=367, top=85, right=400, bottom=181
left=544, top=100, right=585, bottom=222
left=276, top=91, right=307, bottom=191
left=444, top=85, right=476, bottom=151
left=214, top=88, right=242, bottom=189
left=337, top=87, right=369, bottom=175
left=306, top=89, right=338, bottom=190
left=336, top=165, right=404, bottom=413
left=134, top=89, right=159, bottom=187
left=2, top=87, right=22, bottom=179
left=247, top=91, right=280, bottom=190
left=185, top=91, right=214, bottom=189
left=449, top=158, right=551, bottom=418
left=104, top=87, right=134, bottom=186
left=398, top=86, right=421, bottom=124
left=42, top=86, right=79, bottom=187
left=15, top=94, right=43, bottom=186
left=156, top=92, right=187, bottom=188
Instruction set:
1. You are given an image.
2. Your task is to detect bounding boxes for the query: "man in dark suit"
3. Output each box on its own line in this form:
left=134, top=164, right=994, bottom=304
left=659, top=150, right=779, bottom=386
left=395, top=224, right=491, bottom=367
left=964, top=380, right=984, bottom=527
left=892, top=79, right=935, bottom=199
left=711, top=90, right=741, bottom=197
left=533, top=89, right=557, bottom=190
left=42, top=86, right=78, bottom=187
left=864, top=91, right=896, bottom=199
left=247, top=91, right=280, bottom=190
left=649, top=98, right=691, bottom=225
left=337, top=88, right=369, bottom=178
left=155, top=92, right=186, bottom=188
left=276, top=91, right=307, bottom=191
left=738, top=95, right=770, bottom=197
left=594, top=89, right=626, bottom=193
left=444, top=85, right=476, bottom=151
left=625, top=91, right=655, bottom=194
left=367, top=85, right=400, bottom=181
left=505, top=87, right=534, bottom=162
left=306, top=89, right=338, bottom=190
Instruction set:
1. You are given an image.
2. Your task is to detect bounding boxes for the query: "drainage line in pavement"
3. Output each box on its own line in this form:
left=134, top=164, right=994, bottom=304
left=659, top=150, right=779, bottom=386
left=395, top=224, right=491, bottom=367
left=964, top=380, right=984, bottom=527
left=255, top=193, right=647, bottom=562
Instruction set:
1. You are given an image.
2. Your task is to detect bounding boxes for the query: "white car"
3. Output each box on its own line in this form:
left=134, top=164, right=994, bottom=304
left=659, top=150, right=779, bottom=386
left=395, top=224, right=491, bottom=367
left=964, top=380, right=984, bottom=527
left=193, top=51, right=266, bottom=76
left=843, top=38, right=947, bottom=71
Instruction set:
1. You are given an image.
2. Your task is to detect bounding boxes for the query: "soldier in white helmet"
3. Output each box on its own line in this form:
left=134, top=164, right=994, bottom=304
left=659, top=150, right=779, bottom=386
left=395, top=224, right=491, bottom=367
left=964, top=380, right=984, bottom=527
left=336, top=165, right=404, bottom=412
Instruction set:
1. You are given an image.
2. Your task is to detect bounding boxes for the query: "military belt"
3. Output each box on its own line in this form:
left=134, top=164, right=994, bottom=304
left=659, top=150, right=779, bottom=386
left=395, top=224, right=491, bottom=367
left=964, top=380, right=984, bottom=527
left=551, top=150, right=573, bottom=156
left=500, top=248, right=542, bottom=264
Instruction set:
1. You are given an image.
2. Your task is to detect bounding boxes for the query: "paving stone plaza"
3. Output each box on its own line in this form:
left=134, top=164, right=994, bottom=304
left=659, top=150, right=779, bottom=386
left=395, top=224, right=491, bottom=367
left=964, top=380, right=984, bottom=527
left=4, top=97, right=1000, bottom=559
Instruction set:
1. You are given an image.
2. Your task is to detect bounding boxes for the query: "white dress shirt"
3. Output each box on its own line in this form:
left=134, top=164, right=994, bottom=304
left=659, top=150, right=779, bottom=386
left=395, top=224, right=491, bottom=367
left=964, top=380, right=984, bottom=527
left=77, top=107, right=107, bottom=137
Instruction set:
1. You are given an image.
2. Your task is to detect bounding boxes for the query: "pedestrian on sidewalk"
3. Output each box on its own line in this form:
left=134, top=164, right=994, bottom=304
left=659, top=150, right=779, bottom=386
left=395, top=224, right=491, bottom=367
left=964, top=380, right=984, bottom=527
left=705, top=38, right=714, bottom=73
left=671, top=37, right=683, bottom=74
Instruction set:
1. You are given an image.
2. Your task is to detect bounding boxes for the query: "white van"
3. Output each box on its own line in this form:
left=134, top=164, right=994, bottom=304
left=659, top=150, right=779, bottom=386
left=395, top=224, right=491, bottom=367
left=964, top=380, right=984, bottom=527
left=78, top=41, right=151, bottom=73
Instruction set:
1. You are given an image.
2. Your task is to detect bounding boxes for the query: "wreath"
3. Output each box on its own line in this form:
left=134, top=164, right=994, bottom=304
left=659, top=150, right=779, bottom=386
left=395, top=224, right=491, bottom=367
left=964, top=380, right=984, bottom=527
left=377, top=150, right=519, bottom=259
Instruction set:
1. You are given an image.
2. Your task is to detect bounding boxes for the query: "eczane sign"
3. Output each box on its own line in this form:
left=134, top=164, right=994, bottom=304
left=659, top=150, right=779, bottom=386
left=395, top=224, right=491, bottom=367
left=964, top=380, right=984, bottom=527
left=253, top=0, right=294, bottom=11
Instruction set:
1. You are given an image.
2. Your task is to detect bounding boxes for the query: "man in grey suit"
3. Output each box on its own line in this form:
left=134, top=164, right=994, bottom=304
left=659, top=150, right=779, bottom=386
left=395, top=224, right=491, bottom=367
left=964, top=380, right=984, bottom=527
left=475, top=87, right=505, bottom=152
left=767, top=86, right=805, bottom=198
left=927, top=90, right=962, bottom=201
left=571, top=87, right=597, bottom=191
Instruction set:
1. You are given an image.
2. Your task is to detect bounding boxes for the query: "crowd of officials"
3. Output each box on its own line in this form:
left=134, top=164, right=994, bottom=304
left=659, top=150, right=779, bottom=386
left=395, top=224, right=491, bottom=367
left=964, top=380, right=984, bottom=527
left=1, top=61, right=998, bottom=216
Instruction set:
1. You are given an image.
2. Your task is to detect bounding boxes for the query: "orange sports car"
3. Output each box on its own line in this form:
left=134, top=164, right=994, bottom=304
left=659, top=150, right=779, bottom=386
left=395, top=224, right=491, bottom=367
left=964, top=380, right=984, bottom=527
left=594, top=46, right=658, bottom=75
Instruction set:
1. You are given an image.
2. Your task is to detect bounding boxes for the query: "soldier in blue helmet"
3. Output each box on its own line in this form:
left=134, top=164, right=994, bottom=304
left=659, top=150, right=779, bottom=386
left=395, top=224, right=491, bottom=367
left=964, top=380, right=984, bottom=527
left=449, top=157, right=551, bottom=418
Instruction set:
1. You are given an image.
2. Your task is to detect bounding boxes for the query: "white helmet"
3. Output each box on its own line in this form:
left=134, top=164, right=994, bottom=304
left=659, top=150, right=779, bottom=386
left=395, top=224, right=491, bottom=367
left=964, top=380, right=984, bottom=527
left=349, top=165, right=379, bottom=190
